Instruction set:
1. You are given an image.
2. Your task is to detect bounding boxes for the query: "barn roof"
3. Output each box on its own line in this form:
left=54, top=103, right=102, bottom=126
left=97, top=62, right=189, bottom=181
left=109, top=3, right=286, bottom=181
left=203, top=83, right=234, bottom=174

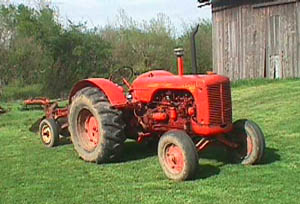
left=198, top=0, right=296, bottom=8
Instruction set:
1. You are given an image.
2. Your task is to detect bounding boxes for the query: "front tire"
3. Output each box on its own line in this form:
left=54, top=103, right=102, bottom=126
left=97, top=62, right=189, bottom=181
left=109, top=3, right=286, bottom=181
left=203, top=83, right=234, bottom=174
left=39, top=118, right=59, bottom=148
left=158, top=130, right=199, bottom=181
left=229, top=119, right=265, bottom=165
left=68, top=87, right=126, bottom=163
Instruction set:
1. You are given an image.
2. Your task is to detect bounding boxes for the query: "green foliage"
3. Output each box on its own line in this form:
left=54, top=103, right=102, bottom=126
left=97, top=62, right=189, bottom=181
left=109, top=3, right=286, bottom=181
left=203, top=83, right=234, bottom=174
left=7, top=36, right=52, bottom=84
left=42, top=24, right=111, bottom=97
left=0, top=4, right=213, bottom=100
left=178, top=19, right=213, bottom=74
left=101, top=11, right=212, bottom=75
left=0, top=83, right=42, bottom=101
left=0, top=4, right=111, bottom=97
left=101, top=12, right=177, bottom=74
left=1, top=79, right=300, bottom=203
left=0, top=4, right=55, bottom=85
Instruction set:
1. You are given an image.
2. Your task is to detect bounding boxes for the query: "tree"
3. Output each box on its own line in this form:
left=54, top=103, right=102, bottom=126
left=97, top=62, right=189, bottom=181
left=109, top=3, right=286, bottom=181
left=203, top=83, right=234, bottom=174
left=0, top=3, right=213, bottom=100
left=101, top=11, right=177, bottom=75
left=43, top=23, right=111, bottom=97
left=179, top=19, right=213, bottom=74
left=0, top=4, right=112, bottom=97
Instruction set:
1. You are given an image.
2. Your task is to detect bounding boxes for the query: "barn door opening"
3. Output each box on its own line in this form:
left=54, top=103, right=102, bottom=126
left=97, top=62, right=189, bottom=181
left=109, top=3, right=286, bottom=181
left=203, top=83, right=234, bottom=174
left=267, top=15, right=283, bottom=79
left=270, top=55, right=282, bottom=78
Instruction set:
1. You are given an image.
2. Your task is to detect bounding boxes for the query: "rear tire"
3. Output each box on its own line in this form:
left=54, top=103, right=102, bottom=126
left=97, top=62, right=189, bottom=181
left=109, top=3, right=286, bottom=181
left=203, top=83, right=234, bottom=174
left=158, top=130, right=199, bottom=181
left=68, top=87, right=126, bottom=163
left=229, top=119, right=265, bottom=165
left=39, top=118, right=59, bottom=148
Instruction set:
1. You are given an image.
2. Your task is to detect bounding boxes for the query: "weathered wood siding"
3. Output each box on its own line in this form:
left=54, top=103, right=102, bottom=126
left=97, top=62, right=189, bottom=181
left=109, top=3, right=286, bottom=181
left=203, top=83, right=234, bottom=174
left=212, top=0, right=300, bottom=80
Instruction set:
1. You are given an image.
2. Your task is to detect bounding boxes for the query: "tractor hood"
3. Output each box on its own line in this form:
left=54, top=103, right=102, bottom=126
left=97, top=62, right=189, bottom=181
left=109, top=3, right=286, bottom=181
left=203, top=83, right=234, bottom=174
left=131, top=70, right=230, bottom=103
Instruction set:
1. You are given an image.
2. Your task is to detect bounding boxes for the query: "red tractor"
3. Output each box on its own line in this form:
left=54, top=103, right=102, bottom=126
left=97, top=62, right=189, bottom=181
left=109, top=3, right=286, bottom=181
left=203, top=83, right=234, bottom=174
left=39, top=27, right=265, bottom=181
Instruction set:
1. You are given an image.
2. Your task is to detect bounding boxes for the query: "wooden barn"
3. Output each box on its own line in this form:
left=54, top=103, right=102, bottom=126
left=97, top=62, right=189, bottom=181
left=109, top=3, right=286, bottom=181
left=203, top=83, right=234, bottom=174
left=199, top=0, right=300, bottom=80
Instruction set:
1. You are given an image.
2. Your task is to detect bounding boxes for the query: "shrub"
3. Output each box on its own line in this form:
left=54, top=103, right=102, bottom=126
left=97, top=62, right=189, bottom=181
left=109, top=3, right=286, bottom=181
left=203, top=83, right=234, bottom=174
left=0, top=83, right=42, bottom=101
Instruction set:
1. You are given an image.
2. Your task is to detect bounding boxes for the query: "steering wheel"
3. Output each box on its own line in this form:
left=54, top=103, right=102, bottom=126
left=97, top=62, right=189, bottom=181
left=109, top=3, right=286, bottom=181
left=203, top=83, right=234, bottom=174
left=109, top=67, right=134, bottom=87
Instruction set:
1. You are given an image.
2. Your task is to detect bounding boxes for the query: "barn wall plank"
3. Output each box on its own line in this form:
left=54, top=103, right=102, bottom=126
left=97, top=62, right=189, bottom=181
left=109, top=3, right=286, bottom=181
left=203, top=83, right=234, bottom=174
left=212, top=1, right=298, bottom=80
left=233, top=7, right=239, bottom=80
left=265, top=7, right=271, bottom=78
left=212, top=13, right=217, bottom=73
left=245, top=5, right=253, bottom=79
left=220, top=11, right=225, bottom=76
left=255, top=8, right=262, bottom=78
left=242, top=5, right=248, bottom=79
left=224, top=8, right=230, bottom=78
left=238, top=6, right=243, bottom=79
left=296, top=1, right=300, bottom=77
left=212, top=12, right=221, bottom=75
left=227, top=7, right=238, bottom=80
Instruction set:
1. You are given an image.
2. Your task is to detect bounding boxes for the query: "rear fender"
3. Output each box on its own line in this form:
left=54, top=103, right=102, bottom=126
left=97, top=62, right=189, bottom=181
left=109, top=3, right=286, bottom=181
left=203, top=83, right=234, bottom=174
left=69, top=78, right=127, bottom=106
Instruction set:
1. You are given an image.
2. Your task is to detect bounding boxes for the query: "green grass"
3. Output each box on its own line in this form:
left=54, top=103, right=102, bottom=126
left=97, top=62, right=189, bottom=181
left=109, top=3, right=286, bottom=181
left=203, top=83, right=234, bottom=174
left=1, top=79, right=300, bottom=203
left=0, top=83, right=43, bottom=102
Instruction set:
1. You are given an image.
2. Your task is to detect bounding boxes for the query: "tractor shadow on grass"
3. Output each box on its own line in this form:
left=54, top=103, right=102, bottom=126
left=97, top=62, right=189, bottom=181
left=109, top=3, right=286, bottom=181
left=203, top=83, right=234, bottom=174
left=194, top=164, right=221, bottom=180
left=117, top=142, right=281, bottom=179
left=119, top=140, right=222, bottom=180
left=0, top=106, right=7, bottom=115
left=57, top=136, right=72, bottom=146
left=193, top=145, right=280, bottom=180
left=198, top=144, right=232, bottom=164
left=198, top=144, right=280, bottom=166
left=193, top=144, right=226, bottom=179
left=260, top=147, right=281, bottom=165
left=120, top=140, right=222, bottom=180
left=28, top=118, right=42, bottom=133
left=119, top=140, right=157, bottom=163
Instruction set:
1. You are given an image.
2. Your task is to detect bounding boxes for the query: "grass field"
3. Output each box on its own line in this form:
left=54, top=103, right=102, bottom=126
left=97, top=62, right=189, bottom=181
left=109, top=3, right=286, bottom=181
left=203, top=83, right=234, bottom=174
left=1, top=79, right=300, bottom=203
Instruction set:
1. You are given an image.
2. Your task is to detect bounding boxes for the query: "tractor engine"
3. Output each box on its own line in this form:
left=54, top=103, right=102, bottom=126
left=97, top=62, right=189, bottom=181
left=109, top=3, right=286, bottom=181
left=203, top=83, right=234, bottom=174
left=135, top=91, right=195, bottom=133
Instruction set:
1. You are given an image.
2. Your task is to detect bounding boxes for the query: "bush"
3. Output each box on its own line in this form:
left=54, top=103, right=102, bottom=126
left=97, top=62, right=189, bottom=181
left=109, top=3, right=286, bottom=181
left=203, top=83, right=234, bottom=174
left=0, top=83, right=43, bottom=101
left=0, top=5, right=214, bottom=100
left=178, top=19, right=213, bottom=74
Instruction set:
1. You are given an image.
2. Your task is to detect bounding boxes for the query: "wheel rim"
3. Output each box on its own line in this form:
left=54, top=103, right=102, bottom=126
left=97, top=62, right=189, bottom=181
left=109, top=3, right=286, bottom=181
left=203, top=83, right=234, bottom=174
left=246, top=136, right=253, bottom=156
left=78, top=109, right=100, bottom=151
left=164, top=144, right=184, bottom=174
left=41, top=125, right=52, bottom=144
left=235, top=130, right=253, bottom=160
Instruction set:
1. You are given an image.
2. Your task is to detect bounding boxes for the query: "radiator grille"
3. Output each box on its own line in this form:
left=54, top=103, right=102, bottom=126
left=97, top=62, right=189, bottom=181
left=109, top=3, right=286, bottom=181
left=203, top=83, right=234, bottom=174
left=207, top=82, right=232, bottom=125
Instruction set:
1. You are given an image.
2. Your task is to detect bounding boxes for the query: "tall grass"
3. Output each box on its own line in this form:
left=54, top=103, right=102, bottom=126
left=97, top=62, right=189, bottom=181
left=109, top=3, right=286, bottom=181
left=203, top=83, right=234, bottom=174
left=0, top=83, right=43, bottom=102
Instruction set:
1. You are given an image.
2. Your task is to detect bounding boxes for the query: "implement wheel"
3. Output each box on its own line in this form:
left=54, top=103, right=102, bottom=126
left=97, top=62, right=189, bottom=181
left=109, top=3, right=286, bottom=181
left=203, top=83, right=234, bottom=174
left=68, top=87, right=126, bottom=163
left=229, top=119, right=265, bottom=165
left=158, top=130, right=199, bottom=181
left=39, top=118, right=59, bottom=148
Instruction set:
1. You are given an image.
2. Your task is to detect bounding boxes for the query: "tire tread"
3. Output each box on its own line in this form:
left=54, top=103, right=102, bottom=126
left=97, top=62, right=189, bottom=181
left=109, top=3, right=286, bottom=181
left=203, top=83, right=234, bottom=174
left=69, top=87, right=126, bottom=163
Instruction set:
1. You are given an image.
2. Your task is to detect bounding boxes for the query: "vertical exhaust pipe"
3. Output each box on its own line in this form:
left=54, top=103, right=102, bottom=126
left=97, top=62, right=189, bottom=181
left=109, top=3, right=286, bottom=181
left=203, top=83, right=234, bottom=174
left=191, top=24, right=199, bottom=74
